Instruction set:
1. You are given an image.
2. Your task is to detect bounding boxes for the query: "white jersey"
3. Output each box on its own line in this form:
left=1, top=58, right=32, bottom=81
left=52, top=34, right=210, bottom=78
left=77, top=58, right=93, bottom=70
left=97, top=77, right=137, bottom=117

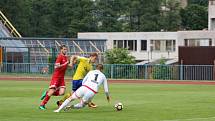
left=82, top=70, right=109, bottom=95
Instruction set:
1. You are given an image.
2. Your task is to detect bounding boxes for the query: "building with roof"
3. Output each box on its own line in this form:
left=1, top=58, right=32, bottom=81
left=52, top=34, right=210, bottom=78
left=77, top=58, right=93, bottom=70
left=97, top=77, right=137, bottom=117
left=78, top=0, right=215, bottom=64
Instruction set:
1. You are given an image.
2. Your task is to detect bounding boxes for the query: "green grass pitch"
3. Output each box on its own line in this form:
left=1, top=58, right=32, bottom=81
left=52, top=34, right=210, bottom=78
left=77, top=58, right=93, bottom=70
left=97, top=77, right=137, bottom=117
left=1, top=80, right=215, bottom=121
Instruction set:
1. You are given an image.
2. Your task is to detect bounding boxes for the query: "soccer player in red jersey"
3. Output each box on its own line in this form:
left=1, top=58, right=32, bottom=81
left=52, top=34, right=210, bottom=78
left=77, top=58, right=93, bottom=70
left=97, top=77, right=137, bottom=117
left=39, top=45, right=72, bottom=110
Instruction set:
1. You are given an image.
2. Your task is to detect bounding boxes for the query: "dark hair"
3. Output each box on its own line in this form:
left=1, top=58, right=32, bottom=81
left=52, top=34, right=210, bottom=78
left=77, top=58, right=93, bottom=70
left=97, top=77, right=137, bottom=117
left=90, top=53, right=98, bottom=57
left=96, top=64, right=103, bottom=70
left=60, top=45, right=67, bottom=50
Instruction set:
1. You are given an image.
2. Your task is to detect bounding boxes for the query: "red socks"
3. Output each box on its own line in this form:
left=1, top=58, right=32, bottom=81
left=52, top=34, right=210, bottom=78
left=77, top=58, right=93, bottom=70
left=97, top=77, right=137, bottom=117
left=40, top=95, right=50, bottom=106
left=40, top=90, right=60, bottom=106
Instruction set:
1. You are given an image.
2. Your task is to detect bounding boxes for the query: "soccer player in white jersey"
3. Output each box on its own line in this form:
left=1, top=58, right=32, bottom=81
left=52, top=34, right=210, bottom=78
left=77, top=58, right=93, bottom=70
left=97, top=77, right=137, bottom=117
left=54, top=64, right=110, bottom=112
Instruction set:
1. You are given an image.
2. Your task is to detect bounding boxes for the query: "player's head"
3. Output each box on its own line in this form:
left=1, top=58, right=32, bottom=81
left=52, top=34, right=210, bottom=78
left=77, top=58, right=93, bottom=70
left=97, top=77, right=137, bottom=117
left=89, top=53, right=98, bottom=63
left=96, top=64, right=103, bottom=71
left=60, top=45, right=67, bottom=55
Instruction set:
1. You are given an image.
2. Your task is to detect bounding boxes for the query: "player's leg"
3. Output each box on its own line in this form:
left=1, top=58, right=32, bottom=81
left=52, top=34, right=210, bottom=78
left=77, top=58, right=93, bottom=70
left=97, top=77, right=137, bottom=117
left=39, top=88, right=55, bottom=110
left=73, top=89, right=95, bottom=109
left=40, top=78, right=55, bottom=100
left=54, top=93, right=76, bottom=112
left=57, top=92, right=71, bottom=107
left=55, top=79, right=66, bottom=106
left=54, top=86, right=85, bottom=112
left=55, top=87, right=67, bottom=107
left=40, top=90, right=47, bottom=100
left=73, top=99, right=87, bottom=109
left=52, top=89, right=60, bottom=96
left=57, top=80, right=82, bottom=107
left=57, top=80, right=74, bottom=106
left=53, top=78, right=66, bottom=96
left=88, top=93, right=97, bottom=108
left=39, top=78, right=59, bottom=110
left=53, top=87, right=65, bottom=96
left=58, top=87, right=66, bottom=95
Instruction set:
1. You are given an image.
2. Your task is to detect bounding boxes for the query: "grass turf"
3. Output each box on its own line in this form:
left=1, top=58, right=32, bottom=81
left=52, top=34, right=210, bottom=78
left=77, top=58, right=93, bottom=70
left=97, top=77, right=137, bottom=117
left=0, top=80, right=215, bottom=121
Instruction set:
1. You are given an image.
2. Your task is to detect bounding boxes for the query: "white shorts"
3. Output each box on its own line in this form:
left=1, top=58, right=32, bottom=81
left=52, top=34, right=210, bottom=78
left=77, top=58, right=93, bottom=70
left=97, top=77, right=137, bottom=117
left=72, top=86, right=95, bottom=103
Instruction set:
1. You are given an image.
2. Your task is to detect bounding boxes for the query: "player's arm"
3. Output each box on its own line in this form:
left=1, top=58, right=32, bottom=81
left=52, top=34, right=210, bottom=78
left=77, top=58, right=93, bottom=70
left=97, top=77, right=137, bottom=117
left=68, top=55, right=77, bottom=67
left=67, top=55, right=76, bottom=68
left=54, top=56, right=69, bottom=69
left=55, top=62, right=69, bottom=69
left=103, top=76, right=110, bottom=102
left=69, top=55, right=87, bottom=67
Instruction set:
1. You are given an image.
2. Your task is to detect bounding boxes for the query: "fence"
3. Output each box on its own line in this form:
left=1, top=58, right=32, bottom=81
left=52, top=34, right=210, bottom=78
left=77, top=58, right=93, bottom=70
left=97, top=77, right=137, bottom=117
left=0, top=38, right=106, bottom=63
left=0, top=63, right=214, bottom=80
left=103, top=64, right=214, bottom=80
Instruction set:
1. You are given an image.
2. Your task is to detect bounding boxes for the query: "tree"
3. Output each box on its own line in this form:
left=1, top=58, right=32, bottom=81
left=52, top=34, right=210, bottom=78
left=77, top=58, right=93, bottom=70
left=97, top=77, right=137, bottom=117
left=104, top=48, right=135, bottom=64
left=1, top=0, right=208, bottom=37
left=124, top=0, right=163, bottom=32
left=0, top=0, right=32, bottom=36
left=139, top=0, right=163, bottom=31
left=68, top=0, right=97, bottom=37
left=188, top=0, right=208, bottom=7
left=95, top=0, right=123, bottom=32
left=180, top=4, right=208, bottom=30
left=29, top=0, right=54, bottom=37
left=160, top=0, right=181, bottom=31
left=49, top=0, right=77, bottom=37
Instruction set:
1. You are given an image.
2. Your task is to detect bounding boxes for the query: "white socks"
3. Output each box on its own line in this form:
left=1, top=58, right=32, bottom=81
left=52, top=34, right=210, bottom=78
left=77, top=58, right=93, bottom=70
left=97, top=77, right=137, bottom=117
left=56, top=99, right=71, bottom=112
left=73, top=102, right=86, bottom=109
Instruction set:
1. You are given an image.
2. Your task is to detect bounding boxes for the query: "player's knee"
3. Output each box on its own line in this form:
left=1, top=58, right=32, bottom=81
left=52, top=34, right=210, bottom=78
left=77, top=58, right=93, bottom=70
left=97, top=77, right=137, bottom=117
left=59, top=88, right=66, bottom=96
left=47, top=89, right=55, bottom=96
left=60, top=90, right=65, bottom=95
left=59, top=92, right=65, bottom=96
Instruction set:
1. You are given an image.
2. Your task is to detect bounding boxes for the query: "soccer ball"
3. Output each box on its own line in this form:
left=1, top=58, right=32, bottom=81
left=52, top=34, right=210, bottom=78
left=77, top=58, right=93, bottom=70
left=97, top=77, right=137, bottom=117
left=114, top=102, right=123, bottom=111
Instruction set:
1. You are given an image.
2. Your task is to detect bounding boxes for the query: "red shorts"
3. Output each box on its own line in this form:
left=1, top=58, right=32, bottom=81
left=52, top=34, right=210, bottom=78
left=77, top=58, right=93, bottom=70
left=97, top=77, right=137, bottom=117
left=49, top=77, right=65, bottom=89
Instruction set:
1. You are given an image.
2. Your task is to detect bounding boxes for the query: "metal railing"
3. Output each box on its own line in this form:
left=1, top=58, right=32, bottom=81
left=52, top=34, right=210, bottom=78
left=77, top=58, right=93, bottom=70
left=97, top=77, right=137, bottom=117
left=0, top=63, right=214, bottom=80
left=0, top=38, right=107, bottom=63
left=0, top=11, right=22, bottom=37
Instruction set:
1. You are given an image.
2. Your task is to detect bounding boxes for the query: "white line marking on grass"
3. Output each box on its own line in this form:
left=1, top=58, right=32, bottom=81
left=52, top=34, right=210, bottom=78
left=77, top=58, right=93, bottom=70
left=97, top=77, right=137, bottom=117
left=161, top=116, right=215, bottom=121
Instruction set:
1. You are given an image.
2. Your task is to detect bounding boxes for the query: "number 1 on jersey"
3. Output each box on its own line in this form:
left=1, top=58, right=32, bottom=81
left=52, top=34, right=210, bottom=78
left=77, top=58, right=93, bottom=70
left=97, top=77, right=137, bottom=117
left=94, top=74, right=98, bottom=81
left=91, top=74, right=99, bottom=84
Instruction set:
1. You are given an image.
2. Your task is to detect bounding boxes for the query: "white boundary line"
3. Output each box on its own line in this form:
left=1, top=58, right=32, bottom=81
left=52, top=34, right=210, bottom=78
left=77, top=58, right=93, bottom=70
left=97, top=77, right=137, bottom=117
left=162, top=116, right=215, bottom=121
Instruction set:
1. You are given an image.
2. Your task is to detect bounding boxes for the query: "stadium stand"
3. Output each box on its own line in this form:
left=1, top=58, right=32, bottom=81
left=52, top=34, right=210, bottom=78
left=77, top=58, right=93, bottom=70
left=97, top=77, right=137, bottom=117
left=0, top=11, right=27, bottom=57
left=0, top=10, right=106, bottom=65
left=0, top=20, right=12, bottom=37
left=0, top=10, right=21, bottom=37
left=0, top=37, right=106, bottom=73
left=0, top=38, right=106, bottom=64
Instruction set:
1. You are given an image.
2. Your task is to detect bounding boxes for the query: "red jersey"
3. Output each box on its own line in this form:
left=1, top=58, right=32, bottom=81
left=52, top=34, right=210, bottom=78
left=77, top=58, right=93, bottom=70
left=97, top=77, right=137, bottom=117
left=52, top=54, right=68, bottom=78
